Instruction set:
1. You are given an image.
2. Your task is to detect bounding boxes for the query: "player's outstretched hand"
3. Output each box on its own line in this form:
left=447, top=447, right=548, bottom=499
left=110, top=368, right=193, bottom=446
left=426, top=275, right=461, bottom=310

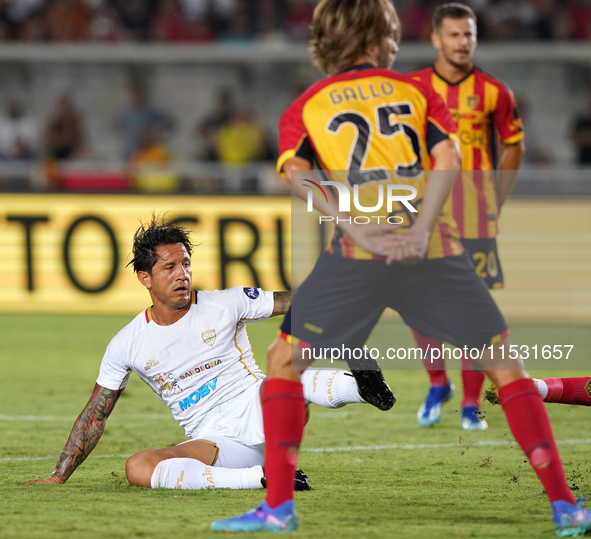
left=385, top=228, right=429, bottom=266
left=342, top=221, right=400, bottom=257
left=26, top=477, right=63, bottom=485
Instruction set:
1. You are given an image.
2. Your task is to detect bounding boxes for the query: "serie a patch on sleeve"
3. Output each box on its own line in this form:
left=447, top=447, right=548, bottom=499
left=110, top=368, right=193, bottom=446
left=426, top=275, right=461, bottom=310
left=243, top=287, right=260, bottom=299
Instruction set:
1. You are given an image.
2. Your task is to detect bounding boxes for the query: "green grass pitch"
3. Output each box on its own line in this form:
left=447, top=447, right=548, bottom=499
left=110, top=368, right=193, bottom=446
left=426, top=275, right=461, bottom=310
left=1, top=312, right=590, bottom=539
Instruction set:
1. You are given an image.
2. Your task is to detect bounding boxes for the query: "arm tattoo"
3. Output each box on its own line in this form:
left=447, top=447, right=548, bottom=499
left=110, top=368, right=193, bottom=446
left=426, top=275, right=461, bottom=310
left=272, top=291, right=291, bottom=316
left=51, top=383, right=123, bottom=483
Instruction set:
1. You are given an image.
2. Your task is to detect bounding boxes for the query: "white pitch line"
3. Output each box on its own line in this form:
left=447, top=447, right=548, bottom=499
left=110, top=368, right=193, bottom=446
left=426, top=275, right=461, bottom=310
left=4, top=439, right=591, bottom=463
left=302, top=439, right=591, bottom=453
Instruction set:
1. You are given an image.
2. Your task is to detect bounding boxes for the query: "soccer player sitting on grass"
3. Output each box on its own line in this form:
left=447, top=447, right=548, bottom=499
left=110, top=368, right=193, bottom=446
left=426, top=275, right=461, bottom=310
left=29, top=217, right=381, bottom=492
left=210, top=0, right=591, bottom=535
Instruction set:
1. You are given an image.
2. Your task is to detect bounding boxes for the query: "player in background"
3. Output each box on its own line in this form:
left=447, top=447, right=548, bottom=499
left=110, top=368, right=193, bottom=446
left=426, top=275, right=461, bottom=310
left=409, top=3, right=525, bottom=431
left=211, top=0, right=590, bottom=536
left=29, top=218, right=379, bottom=492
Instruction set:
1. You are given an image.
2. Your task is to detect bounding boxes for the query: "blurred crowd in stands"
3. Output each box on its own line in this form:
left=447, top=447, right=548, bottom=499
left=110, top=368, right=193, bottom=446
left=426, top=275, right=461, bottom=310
left=0, top=0, right=590, bottom=43
left=0, top=81, right=278, bottom=192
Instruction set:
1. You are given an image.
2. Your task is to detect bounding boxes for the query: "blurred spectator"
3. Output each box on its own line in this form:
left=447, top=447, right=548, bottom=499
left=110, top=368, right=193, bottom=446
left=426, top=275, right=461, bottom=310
left=485, top=0, right=540, bottom=40
left=45, top=0, right=89, bottom=42
left=221, top=6, right=254, bottom=43
left=179, top=0, right=235, bottom=31
left=514, top=95, right=552, bottom=165
left=215, top=109, right=269, bottom=166
left=182, top=13, right=216, bottom=41
left=129, top=125, right=179, bottom=192
left=43, top=94, right=84, bottom=160
left=397, top=0, right=432, bottom=41
left=0, top=100, right=38, bottom=160
left=194, top=89, right=235, bottom=161
left=556, top=0, right=591, bottom=40
left=151, top=0, right=185, bottom=41
left=6, top=0, right=45, bottom=27
left=571, top=93, right=591, bottom=165
left=0, top=1, right=13, bottom=40
left=110, top=0, right=157, bottom=41
left=129, top=125, right=174, bottom=163
left=285, top=0, right=314, bottom=41
left=257, top=0, right=286, bottom=42
left=17, top=6, right=46, bottom=41
left=87, top=3, right=123, bottom=41
left=0, top=0, right=586, bottom=43
left=116, top=82, right=175, bottom=159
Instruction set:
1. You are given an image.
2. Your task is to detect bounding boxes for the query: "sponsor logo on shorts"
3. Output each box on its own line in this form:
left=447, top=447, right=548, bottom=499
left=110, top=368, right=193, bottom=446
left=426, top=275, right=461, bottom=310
left=175, top=470, right=184, bottom=489
left=243, top=287, right=259, bottom=299
left=202, top=329, right=216, bottom=346
left=179, top=359, right=223, bottom=380
left=178, top=378, right=218, bottom=411
left=204, top=466, right=215, bottom=488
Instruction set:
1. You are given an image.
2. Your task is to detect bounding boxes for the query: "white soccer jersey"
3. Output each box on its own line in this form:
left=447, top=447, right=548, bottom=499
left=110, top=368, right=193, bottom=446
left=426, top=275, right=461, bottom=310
left=96, top=287, right=273, bottom=436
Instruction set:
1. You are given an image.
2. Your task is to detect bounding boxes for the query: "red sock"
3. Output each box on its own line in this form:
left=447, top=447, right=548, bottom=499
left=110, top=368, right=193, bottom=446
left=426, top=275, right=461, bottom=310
left=412, top=329, right=448, bottom=386
left=543, top=377, right=591, bottom=406
left=498, top=378, right=575, bottom=504
left=262, top=378, right=306, bottom=509
left=461, top=353, right=485, bottom=408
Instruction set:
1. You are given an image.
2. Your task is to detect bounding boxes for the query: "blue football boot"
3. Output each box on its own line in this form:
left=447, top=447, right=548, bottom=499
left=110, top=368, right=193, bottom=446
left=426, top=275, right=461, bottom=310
left=211, top=499, right=297, bottom=533
left=417, top=381, right=455, bottom=427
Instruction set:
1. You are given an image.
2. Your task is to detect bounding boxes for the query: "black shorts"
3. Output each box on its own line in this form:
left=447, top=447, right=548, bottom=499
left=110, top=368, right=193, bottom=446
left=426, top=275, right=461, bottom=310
left=280, top=251, right=507, bottom=353
left=460, top=237, right=504, bottom=289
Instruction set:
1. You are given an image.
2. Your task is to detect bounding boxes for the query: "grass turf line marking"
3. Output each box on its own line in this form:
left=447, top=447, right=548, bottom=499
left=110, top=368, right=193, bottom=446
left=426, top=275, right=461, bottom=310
left=5, top=439, right=591, bottom=462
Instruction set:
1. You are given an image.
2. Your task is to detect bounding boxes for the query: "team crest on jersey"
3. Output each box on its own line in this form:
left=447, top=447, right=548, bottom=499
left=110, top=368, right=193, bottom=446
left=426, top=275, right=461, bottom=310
left=466, top=95, right=480, bottom=110
left=585, top=379, right=591, bottom=398
left=144, top=359, right=160, bottom=370
left=243, top=287, right=259, bottom=299
left=202, top=329, right=216, bottom=346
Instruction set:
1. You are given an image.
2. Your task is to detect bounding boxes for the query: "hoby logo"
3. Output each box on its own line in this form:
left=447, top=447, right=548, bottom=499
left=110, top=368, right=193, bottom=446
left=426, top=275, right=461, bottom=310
left=303, top=178, right=417, bottom=225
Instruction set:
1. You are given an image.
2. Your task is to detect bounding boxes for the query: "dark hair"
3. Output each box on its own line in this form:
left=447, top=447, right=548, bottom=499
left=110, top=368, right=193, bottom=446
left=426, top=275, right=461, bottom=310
left=310, top=0, right=401, bottom=75
left=128, top=216, right=193, bottom=274
left=432, top=3, right=476, bottom=32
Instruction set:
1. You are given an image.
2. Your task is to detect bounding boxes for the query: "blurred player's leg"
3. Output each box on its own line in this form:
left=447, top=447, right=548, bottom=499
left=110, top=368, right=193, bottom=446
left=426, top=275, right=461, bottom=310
left=211, top=336, right=304, bottom=532
left=491, top=367, right=591, bottom=537
left=484, top=342, right=577, bottom=507
left=460, top=354, right=487, bottom=430
left=414, top=330, right=487, bottom=429
left=262, top=338, right=306, bottom=509
left=414, top=330, right=454, bottom=427
left=535, top=377, right=591, bottom=406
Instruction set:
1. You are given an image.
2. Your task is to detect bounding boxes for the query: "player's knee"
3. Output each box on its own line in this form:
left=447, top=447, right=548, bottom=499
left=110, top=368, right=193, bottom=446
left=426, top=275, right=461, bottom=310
left=125, top=452, right=153, bottom=488
left=267, top=338, right=299, bottom=379
left=526, top=442, right=554, bottom=470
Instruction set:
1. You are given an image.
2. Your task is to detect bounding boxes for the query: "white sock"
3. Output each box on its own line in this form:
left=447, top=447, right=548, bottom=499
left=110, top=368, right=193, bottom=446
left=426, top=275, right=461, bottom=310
left=150, top=458, right=264, bottom=490
left=533, top=378, right=548, bottom=399
left=301, top=368, right=366, bottom=408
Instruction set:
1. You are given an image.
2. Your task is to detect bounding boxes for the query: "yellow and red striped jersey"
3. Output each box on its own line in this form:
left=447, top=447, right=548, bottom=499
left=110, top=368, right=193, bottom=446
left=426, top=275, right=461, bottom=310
left=410, top=65, right=524, bottom=239
left=277, top=64, right=463, bottom=260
